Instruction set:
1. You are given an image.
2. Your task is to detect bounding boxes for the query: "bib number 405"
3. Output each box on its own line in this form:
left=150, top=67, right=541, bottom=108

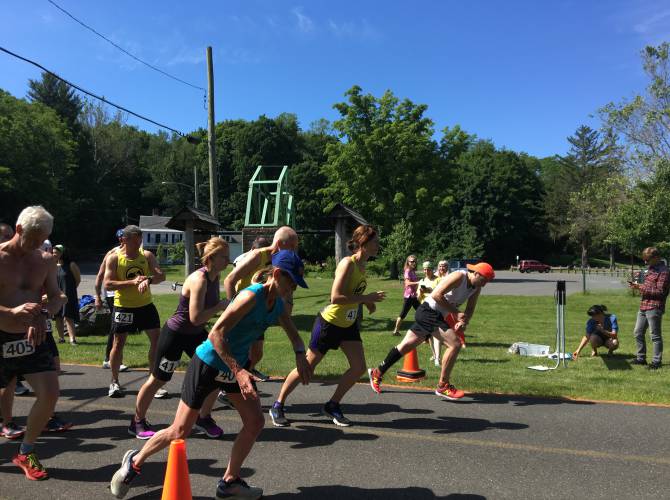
left=2, top=339, right=35, bottom=359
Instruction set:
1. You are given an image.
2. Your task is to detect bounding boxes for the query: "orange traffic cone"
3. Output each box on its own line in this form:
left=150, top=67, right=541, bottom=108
left=396, top=348, right=426, bottom=382
left=161, top=439, right=192, bottom=500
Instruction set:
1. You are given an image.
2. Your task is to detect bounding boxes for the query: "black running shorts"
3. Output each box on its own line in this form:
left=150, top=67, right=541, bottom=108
left=409, top=302, right=449, bottom=337
left=180, top=354, right=256, bottom=410
left=111, top=303, right=160, bottom=334
left=151, top=324, right=207, bottom=382
left=0, top=331, right=56, bottom=388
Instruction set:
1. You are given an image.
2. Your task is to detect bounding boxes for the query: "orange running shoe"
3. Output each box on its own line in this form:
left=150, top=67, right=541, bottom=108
left=368, top=368, right=382, bottom=394
left=13, top=451, right=49, bottom=480
left=435, top=383, right=465, bottom=400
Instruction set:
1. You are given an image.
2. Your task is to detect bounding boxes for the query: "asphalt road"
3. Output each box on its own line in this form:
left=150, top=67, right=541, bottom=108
left=77, top=270, right=626, bottom=299
left=1, top=364, right=668, bottom=499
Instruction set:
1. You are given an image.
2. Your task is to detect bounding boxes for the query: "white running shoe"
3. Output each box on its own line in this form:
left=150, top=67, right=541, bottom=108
left=108, top=382, right=123, bottom=398
left=110, top=449, right=140, bottom=499
left=154, top=388, right=168, bottom=399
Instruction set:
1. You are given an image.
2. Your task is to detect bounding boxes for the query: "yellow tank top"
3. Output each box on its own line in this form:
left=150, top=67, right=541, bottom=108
left=114, top=249, right=152, bottom=308
left=235, top=248, right=273, bottom=293
left=320, top=255, right=367, bottom=328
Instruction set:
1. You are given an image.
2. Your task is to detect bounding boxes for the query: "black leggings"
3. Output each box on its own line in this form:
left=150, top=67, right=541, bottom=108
left=398, top=296, right=420, bottom=320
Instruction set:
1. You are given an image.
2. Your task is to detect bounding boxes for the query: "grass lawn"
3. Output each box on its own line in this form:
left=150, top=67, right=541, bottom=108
left=59, top=277, right=670, bottom=404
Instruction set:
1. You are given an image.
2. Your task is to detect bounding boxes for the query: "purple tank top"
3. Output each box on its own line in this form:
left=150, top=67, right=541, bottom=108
left=166, top=267, right=220, bottom=334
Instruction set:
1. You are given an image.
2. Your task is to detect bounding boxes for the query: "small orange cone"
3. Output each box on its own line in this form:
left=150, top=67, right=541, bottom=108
left=161, top=439, right=192, bottom=500
left=396, top=348, right=426, bottom=382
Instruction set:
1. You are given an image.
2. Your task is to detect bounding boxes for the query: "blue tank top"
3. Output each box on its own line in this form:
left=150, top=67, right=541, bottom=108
left=195, top=283, right=284, bottom=373
left=166, top=268, right=220, bottom=335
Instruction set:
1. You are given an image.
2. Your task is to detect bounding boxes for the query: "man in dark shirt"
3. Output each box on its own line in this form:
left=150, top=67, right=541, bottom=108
left=629, top=247, right=669, bottom=369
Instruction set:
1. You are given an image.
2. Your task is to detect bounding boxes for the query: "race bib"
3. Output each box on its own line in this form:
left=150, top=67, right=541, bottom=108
left=158, top=357, right=179, bottom=374
left=345, top=309, right=358, bottom=322
left=214, top=370, right=236, bottom=383
left=114, top=311, right=134, bottom=324
left=2, top=339, right=35, bottom=359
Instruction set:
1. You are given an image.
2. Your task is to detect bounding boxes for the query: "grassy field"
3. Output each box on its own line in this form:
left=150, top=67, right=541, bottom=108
left=59, top=277, right=670, bottom=404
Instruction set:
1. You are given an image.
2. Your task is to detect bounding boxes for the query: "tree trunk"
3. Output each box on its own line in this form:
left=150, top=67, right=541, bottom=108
left=609, top=245, right=615, bottom=271
left=581, top=242, right=588, bottom=269
left=389, top=260, right=399, bottom=280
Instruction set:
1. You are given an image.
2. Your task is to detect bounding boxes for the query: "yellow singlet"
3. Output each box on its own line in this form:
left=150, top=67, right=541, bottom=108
left=320, top=255, right=367, bottom=328
left=235, top=248, right=273, bottom=293
left=114, top=249, right=152, bottom=308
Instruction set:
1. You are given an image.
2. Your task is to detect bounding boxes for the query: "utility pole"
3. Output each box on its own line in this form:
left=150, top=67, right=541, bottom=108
left=193, top=165, right=199, bottom=210
left=206, top=46, right=218, bottom=219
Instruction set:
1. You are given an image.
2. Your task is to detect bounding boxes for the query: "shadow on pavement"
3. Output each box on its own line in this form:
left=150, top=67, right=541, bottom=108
left=462, top=393, right=596, bottom=407
left=272, top=401, right=433, bottom=417
left=354, top=415, right=527, bottom=434
left=265, top=485, right=486, bottom=499
left=260, top=424, right=378, bottom=449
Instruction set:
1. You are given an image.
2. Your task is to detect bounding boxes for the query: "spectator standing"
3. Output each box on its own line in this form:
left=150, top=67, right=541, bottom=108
left=629, top=247, right=669, bottom=369
left=418, top=261, right=441, bottom=365
left=392, top=255, right=420, bottom=336
left=52, top=245, right=81, bottom=345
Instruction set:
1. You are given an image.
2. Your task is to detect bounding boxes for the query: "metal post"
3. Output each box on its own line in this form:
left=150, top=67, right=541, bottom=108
left=193, top=166, right=199, bottom=210
left=206, top=46, right=218, bottom=220
left=184, top=220, right=195, bottom=278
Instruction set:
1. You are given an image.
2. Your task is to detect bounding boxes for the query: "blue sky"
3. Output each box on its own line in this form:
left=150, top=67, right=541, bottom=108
left=2, top=0, right=668, bottom=157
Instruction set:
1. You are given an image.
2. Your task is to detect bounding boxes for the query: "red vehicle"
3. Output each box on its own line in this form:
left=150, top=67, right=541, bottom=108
left=519, top=260, right=551, bottom=273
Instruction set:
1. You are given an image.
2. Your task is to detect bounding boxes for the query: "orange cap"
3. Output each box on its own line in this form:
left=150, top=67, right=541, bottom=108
left=467, top=262, right=495, bottom=281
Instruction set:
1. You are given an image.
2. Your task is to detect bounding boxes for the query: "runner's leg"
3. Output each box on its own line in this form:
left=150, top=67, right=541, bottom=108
left=223, top=394, right=264, bottom=482
left=330, top=341, right=366, bottom=403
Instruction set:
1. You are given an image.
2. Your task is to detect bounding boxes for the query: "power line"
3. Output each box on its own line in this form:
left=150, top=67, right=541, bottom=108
left=47, top=0, right=206, bottom=93
left=0, top=45, right=199, bottom=142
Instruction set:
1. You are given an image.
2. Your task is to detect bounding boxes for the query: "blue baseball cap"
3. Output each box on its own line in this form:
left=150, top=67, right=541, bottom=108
left=115, top=229, right=124, bottom=239
left=271, top=250, right=308, bottom=289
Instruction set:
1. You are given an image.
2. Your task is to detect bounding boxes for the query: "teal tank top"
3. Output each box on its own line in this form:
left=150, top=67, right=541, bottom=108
left=195, top=283, right=284, bottom=373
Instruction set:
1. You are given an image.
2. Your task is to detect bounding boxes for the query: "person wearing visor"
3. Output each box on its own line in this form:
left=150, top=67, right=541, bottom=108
left=369, top=262, right=495, bottom=400
left=110, top=250, right=311, bottom=500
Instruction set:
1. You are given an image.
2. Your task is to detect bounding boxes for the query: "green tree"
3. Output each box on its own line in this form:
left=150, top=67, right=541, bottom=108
left=438, top=141, right=546, bottom=266
left=27, top=72, right=82, bottom=130
left=320, top=86, right=440, bottom=267
left=0, top=89, right=76, bottom=235
left=542, top=125, right=622, bottom=264
left=600, top=42, right=670, bottom=174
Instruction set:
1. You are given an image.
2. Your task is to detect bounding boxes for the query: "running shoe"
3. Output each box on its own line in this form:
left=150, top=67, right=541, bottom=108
left=649, top=361, right=662, bottom=370
left=215, top=477, right=263, bottom=500
left=70, top=340, right=78, bottom=345
left=368, top=367, right=382, bottom=395
left=108, top=381, right=123, bottom=398
left=103, top=361, right=129, bottom=372
left=14, top=380, right=30, bottom=396
left=194, top=415, right=224, bottom=439
left=12, top=451, right=48, bottom=480
left=44, top=414, right=73, bottom=432
left=57, top=337, right=66, bottom=344
left=250, top=368, right=270, bottom=382
left=2, top=421, right=25, bottom=440
left=217, top=391, right=233, bottom=408
left=110, top=449, right=140, bottom=499
left=154, top=388, right=168, bottom=399
left=127, top=418, right=155, bottom=440
left=435, top=383, right=465, bottom=400
left=269, top=404, right=289, bottom=427
left=323, top=401, right=351, bottom=427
